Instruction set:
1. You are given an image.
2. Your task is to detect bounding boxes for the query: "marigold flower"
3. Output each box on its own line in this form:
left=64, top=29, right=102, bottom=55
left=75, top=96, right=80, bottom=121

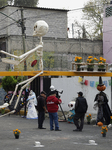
left=94, top=58, right=98, bottom=61
left=88, top=56, right=93, bottom=59
left=79, top=57, right=82, bottom=60
left=89, top=59, right=92, bottom=63
left=18, top=130, right=21, bottom=133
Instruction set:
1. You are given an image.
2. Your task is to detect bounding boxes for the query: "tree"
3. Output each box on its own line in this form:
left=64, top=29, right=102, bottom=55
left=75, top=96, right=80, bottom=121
left=73, top=0, right=110, bottom=40
left=2, top=70, right=25, bottom=93
left=0, top=0, right=39, bottom=7
left=0, top=0, right=11, bottom=7
left=73, top=21, right=91, bottom=39
left=14, top=0, right=39, bottom=7
left=2, top=76, right=17, bottom=93
left=82, top=0, right=110, bottom=40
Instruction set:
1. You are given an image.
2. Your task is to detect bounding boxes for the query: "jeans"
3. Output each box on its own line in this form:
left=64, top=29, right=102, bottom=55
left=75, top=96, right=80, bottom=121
left=48, top=112, right=59, bottom=130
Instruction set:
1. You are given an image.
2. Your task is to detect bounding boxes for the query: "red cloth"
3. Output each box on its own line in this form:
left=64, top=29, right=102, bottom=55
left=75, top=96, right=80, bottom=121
left=46, top=96, right=62, bottom=113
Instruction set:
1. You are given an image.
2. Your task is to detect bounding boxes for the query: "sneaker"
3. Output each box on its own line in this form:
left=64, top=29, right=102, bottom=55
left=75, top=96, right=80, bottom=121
left=38, top=127, right=46, bottom=129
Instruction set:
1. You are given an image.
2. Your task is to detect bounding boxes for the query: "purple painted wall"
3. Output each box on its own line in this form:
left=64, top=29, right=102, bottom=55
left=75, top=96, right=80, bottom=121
left=103, top=4, right=112, bottom=64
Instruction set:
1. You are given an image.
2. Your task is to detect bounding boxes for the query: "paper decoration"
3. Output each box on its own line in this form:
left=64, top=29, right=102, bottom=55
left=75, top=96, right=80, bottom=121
left=84, top=80, right=88, bottom=86
left=103, top=81, right=107, bottom=87
left=95, top=81, right=99, bottom=87
left=78, top=77, right=83, bottom=83
left=108, top=80, right=112, bottom=86
left=90, top=81, right=95, bottom=87
left=77, top=78, right=112, bottom=87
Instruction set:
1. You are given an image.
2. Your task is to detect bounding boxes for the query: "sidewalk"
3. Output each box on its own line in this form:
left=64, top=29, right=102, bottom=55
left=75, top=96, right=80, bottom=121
left=2, top=108, right=97, bottom=124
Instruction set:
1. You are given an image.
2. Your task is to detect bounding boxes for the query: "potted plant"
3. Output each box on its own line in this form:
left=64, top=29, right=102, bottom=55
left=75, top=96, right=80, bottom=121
left=1, top=108, right=5, bottom=115
left=86, top=114, right=92, bottom=124
left=87, top=56, right=98, bottom=71
left=110, top=116, right=112, bottom=124
left=13, top=129, right=21, bottom=139
left=74, top=56, right=82, bottom=71
left=101, top=126, right=108, bottom=137
left=98, top=57, right=106, bottom=71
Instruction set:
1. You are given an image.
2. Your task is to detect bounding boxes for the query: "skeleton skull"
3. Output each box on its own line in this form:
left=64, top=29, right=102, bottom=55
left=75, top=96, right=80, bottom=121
left=33, top=20, right=49, bottom=37
left=68, top=101, right=75, bottom=110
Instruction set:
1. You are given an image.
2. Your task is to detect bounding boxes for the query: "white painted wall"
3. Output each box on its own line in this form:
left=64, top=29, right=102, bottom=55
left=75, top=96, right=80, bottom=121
left=51, top=76, right=111, bottom=114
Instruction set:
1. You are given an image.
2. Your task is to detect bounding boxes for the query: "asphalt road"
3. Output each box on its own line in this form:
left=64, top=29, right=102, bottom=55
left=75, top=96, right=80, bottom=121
left=0, top=114, right=112, bottom=150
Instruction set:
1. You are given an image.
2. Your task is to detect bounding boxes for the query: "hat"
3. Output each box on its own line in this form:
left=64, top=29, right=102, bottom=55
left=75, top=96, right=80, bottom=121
left=40, top=91, right=46, bottom=95
left=50, top=85, right=55, bottom=91
left=77, top=91, right=83, bottom=96
left=98, top=76, right=104, bottom=86
left=49, top=90, right=57, bottom=95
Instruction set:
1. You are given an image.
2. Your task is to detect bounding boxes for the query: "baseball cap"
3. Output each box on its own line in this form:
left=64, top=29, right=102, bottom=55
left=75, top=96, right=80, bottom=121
left=77, top=91, right=83, bottom=96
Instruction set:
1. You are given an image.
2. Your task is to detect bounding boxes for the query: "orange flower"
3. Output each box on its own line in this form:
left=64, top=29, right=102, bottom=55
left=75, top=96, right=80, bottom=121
left=88, top=56, right=93, bottom=59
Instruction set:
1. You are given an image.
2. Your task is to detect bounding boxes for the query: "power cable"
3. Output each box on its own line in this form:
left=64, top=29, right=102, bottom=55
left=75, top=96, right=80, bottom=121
left=69, top=4, right=106, bottom=12
left=0, top=22, right=16, bottom=31
left=0, top=9, right=19, bottom=23
left=0, top=11, right=18, bottom=22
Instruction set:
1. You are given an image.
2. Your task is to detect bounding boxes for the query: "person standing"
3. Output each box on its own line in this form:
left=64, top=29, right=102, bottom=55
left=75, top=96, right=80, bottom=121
left=46, top=90, right=62, bottom=131
left=73, top=92, right=88, bottom=132
left=37, top=91, right=48, bottom=129
left=26, top=90, right=38, bottom=119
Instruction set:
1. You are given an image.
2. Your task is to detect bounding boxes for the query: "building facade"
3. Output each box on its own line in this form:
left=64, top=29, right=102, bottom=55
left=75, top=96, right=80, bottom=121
left=103, top=3, right=112, bottom=63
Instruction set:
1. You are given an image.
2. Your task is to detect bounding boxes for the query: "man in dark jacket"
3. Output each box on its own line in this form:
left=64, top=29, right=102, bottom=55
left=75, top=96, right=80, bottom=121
left=37, top=91, right=48, bottom=129
left=73, top=92, right=88, bottom=131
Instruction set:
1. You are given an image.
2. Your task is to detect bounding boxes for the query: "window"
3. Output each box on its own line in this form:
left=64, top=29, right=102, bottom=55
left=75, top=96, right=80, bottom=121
left=105, top=6, right=112, bottom=17
left=0, top=42, right=6, bottom=58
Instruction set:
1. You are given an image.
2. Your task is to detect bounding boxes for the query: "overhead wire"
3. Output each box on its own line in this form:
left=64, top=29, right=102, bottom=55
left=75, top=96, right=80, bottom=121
left=0, top=3, right=107, bottom=32
left=0, top=3, right=110, bottom=36
left=0, top=22, right=16, bottom=31
left=0, top=9, right=19, bottom=23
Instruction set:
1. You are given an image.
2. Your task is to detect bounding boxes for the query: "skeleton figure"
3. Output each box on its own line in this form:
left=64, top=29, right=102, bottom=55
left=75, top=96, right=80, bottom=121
left=0, top=20, right=49, bottom=114
left=0, top=20, right=49, bottom=70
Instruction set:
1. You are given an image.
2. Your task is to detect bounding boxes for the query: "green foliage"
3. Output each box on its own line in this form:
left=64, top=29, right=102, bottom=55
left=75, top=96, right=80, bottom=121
left=14, top=0, right=39, bottom=7
left=0, top=0, right=8, bottom=7
left=0, top=0, right=14, bottom=6
left=0, top=0, right=39, bottom=7
left=2, top=76, right=17, bottom=92
left=2, top=75, right=25, bottom=93
left=43, top=52, right=54, bottom=70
